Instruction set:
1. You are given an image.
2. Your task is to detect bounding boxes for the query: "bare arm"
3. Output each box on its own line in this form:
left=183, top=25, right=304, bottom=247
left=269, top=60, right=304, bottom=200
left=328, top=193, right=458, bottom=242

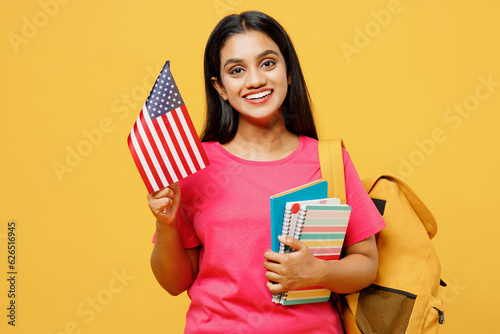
left=264, top=234, right=378, bottom=294
left=148, top=183, right=200, bottom=296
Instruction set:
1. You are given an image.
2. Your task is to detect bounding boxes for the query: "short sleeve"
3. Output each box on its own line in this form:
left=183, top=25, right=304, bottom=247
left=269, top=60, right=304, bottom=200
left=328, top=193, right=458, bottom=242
left=151, top=203, right=201, bottom=248
left=342, top=149, right=386, bottom=247
left=176, top=203, right=201, bottom=248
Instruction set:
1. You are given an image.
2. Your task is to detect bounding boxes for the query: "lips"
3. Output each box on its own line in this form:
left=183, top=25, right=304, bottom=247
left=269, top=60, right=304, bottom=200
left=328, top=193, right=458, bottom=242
left=243, top=89, right=273, bottom=101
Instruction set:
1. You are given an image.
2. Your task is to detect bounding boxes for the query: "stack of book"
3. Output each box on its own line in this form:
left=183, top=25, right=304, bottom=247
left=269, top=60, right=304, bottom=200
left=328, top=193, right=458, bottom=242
left=270, top=180, right=351, bottom=305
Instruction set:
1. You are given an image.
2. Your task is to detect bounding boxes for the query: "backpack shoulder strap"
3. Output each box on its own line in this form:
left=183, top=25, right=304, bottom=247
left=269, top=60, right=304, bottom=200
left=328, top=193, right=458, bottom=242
left=319, top=139, right=349, bottom=334
left=318, top=139, right=346, bottom=204
left=364, top=174, right=438, bottom=239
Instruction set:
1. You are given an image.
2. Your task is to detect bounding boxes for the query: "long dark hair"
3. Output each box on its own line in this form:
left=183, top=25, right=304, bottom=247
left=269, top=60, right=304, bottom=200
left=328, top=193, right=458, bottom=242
left=201, top=11, right=318, bottom=143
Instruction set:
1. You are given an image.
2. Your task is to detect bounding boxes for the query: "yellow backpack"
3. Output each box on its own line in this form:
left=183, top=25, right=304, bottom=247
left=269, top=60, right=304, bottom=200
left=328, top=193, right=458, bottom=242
left=318, top=139, right=446, bottom=334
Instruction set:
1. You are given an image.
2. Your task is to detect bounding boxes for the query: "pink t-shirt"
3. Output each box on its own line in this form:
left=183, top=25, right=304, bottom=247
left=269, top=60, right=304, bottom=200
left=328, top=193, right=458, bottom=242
left=161, top=136, right=385, bottom=334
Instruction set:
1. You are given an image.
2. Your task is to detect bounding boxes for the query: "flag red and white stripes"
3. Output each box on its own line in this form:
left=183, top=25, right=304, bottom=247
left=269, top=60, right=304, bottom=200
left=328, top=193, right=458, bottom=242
left=127, top=61, right=209, bottom=193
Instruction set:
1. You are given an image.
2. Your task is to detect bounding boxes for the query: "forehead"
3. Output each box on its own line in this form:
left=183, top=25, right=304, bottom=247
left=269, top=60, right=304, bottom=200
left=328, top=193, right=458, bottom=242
left=219, top=30, right=283, bottom=61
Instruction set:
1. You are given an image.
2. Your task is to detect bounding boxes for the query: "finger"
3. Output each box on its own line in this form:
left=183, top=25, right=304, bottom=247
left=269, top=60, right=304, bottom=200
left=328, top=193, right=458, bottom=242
left=169, top=182, right=181, bottom=205
left=150, top=198, right=173, bottom=215
left=264, top=270, right=281, bottom=282
left=148, top=184, right=180, bottom=209
left=149, top=186, right=175, bottom=200
left=263, top=250, right=283, bottom=263
left=266, top=280, right=284, bottom=293
left=279, top=235, right=305, bottom=252
left=149, top=183, right=180, bottom=208
left=263, top=260, right=281, bottom=273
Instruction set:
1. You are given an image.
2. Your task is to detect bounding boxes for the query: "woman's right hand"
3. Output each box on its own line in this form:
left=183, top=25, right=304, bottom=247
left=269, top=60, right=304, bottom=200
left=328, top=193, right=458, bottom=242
left=147, top=182, right=181, bottom=227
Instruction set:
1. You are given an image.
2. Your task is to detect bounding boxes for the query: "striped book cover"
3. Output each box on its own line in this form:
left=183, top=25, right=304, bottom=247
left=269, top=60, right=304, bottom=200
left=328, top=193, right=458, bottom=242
left=273, top=198, right=342, bottom=304
left=280, top=204, right=351, bottom=305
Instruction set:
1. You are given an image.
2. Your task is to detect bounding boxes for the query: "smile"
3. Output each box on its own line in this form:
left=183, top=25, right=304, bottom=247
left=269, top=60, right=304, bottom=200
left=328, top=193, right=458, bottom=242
left=244, top=90, right=273, bottom=100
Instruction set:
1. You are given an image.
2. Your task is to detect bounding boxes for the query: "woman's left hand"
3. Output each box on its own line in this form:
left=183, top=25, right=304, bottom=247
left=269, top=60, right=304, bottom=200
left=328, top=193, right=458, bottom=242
left=263, top=236, right=321, bottom=293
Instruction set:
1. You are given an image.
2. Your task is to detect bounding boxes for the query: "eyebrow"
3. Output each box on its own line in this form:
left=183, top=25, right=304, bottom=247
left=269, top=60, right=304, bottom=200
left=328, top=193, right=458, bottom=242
left=223, top=50, right=280, bottom=69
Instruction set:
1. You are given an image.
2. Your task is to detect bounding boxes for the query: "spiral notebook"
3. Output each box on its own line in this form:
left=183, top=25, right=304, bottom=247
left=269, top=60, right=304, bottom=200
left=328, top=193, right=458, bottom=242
left=273, top=202, right=351, bottom=305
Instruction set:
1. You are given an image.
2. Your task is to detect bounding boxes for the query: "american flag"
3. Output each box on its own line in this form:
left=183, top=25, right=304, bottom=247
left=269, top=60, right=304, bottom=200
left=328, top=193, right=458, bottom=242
left=127, top=61, right=209, bottom=193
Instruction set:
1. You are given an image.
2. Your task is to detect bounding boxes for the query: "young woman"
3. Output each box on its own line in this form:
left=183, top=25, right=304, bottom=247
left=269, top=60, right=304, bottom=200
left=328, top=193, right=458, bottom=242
left=148, top=11, right=385, bottom=334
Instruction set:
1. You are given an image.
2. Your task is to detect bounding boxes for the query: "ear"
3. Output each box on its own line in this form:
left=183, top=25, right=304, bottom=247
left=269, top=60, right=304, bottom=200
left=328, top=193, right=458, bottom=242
left=211, top=77, right=228, bottom=101
left=287, top=75, right=291, bottom=85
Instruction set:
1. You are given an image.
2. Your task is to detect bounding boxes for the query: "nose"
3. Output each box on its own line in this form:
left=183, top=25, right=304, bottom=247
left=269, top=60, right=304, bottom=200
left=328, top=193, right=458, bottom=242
left=245, top=67, right=266, bottom=88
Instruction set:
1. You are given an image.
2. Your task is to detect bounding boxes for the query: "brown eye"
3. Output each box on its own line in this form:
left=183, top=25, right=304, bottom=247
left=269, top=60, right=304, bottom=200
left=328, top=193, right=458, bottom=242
left=229, top=67, right=244, bottom=75
left=261, top=60, right=276, bottom=68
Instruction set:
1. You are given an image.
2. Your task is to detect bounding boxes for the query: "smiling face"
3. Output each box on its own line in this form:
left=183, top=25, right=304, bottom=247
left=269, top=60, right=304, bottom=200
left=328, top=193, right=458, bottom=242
left=212, top=30, right=289, bottom=127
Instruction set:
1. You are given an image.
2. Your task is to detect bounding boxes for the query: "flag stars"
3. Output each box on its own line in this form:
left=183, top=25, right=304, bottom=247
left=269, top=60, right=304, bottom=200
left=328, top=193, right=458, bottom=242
left=144, top=68, right=184, bottom=117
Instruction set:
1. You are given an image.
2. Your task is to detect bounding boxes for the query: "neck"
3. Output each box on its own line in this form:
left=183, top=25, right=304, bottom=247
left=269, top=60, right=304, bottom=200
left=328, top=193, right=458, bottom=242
left=222, top=115, right=300, bottom=161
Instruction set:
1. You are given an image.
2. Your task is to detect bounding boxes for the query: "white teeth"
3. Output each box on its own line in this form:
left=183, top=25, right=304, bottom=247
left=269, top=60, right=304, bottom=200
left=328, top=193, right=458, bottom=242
left=245, top=90, right=272, bottom=100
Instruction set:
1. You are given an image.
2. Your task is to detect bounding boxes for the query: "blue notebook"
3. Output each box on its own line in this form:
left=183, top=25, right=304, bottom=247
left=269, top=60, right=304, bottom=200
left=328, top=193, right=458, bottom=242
left=269, top=180, right=328, bottom=252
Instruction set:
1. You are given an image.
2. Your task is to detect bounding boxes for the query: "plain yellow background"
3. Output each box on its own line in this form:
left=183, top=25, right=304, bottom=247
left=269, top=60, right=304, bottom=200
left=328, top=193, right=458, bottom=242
left=1, top=0, right=499, bottom=333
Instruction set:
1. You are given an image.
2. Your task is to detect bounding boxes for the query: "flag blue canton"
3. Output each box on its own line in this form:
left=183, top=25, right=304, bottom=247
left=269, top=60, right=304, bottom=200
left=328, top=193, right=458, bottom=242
left=145, top=62, right=185, bottom=119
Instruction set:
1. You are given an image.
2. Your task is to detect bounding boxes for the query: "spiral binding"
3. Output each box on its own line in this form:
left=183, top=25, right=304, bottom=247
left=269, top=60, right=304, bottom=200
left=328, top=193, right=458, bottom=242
left=273, top=206, right=293, bottom=304
left=290, top=207, right=307, bottom=252
left=273, top=206, right=308, bottom=304
left=278, top=206, right=293, bottom=254
left=279, top=207, right=307, bottom=304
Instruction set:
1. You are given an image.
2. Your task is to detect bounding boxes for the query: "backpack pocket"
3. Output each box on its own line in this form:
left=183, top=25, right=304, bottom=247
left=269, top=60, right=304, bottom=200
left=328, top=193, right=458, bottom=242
left=419, top=295, right=445, bottom=333
left=355, top=284, right=416, bottom=334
